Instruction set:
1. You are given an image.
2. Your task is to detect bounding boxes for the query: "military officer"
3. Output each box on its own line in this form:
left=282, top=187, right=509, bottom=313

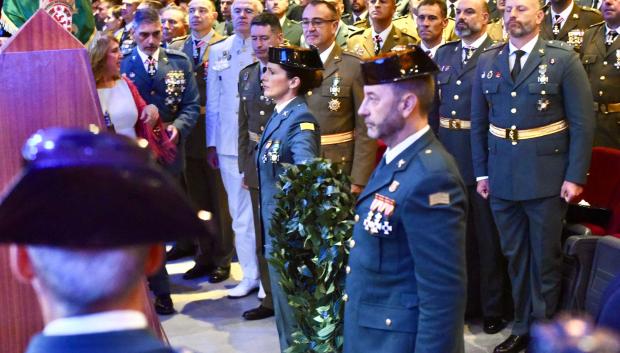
left=392, top=0, right=459, bottom=44
left=434, top=0, right=509, bottom=335
left=206, top=0, right=263, bottom=298
left=580, top=0, right=620, bottom=148
left=470, top=0, right=594, bottom=350
left=541, top=0, right=602, bottom=50
left=303, top=0, right=377, bottom=191
left=487, top=0, right=508, bottom=41
left=215, top=0, right=234, bottom=35
left=345, top=0, right=368, bottom=25
left=265, top=0, right=303, bottom=45
left=120, top=7, right=200, bottom=315
left=161, top=5, right=189, bottom=46
left=237, top=13, right=283, bottom=321
left=116, top=0, right=141, bottom=55
left=343, top=48, right=467, bottom=353
left=168, top=0, right=235, bottom=283
left=416, top=0, right=449, bottom=58
left=257, top=46, right=324, bottom=353
left=300, top=0, right=362, bottom=48
left=346, top=0, right=418, bottom=57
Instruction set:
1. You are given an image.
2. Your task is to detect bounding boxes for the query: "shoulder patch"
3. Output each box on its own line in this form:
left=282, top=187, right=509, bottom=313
left=300, top=122, right=315, bottom=131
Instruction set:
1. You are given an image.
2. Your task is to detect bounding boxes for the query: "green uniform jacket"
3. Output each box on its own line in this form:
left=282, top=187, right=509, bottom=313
left=580, top=21, right=620, bottom=148
left=541, top=4, right=602, bottom=50
left=305, top=44, right=377, bottom=186
left=347, top=24, right=418, bottom=57
left=1, top=0, right=95, bottom=44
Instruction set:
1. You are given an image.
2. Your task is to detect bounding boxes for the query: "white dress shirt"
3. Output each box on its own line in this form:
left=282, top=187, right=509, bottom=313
left=43, top=310, right=147, bottom=336
left=462, top=33, right=489, bottom=61
left=508, top=34, right=539, bottom=71
left=420, top=40, right=444, bottom=59
left=319, top=41, right=337, bottom=63
left=192, top=30, right=215, bottom=60
left=550, top=2, right=574, bottom=30
left=384, top=125, right=431, bottom=164
left=137, top=47, right=160, bottom=73
left=274, top=96, right=297, bottom=114
left=372, top=24, right=393, bottom=52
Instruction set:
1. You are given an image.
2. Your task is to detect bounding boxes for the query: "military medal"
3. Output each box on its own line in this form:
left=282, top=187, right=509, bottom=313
left=363, top=194, right=396, bottom=236
left=397, top=159, right=406, bottom=168
left=129, top=72, right=136, bottom=78
left=328, top=75, right=342, bottom=112
left=164, top=70, right=186, bottom=113
left=615, top=50, right=620, bottom=70
left=567, top=30, right=584, bottom=49
left=537, top=97, right=550, bottom=112
left=354, top=44, right=365, bottom=56
left=486, top=71, right=493, bottom=79
left=537, top=64, right=548, bottom=84
left=550, top=58, right=556, bottom=65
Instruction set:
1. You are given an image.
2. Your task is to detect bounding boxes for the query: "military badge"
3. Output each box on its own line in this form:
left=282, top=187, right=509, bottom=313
left=537, top=97, right=550, bottom=112
left=550, top=58, right=556, bottom=65
left=388, top=181, right=400, bottom=192
left=537, top=64, right=548, bottom=84
left=363, top=194, right=396, bottom=236
left=486, top=71, right=493, bottom=79
left=328, top=99, right=341, bottom=112
left=164, top=70, right=186, bottom=114
left=615, top=50, right=620, bottom=70
left=129, top=72, right=136, bottom=78
left=353, top=44, right=365, bottom=57
left=397, top=159, right=406, bottom=168
left=328, top=75, right=342, bottom=112
left=429, top=192, right=450, bottom=206
left=42, top=0, right=74, bottom=33
left=567, top=30, right=584, bottom=49
left=263, top=140, right=280, bottom=164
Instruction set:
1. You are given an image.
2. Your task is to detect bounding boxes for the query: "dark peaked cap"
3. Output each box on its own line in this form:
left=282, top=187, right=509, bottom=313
left=360, top=46, right=439, bottom=85
left=0, top=128, right=209, bottom=247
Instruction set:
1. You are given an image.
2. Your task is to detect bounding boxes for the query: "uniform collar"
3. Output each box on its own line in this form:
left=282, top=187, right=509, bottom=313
left=509, top=34, right=539, bottom=55
left=550, top=1, right=574, bottom=22
left=320, top=41, right=337, bottom=63
left=372, top=24, right=393, bottom=44
left=275, top=96, right=297, bottom=113
left=137, top=47, right=160, bottom=62
left=385, top=125, right=431, bottom=164
left=606, top=23, right=620, bottom=34
left=43, top=310, right=147, bottom=336
left=463, top=32, right=488, bottom=49
left=192, top=30, right=214, bottom=43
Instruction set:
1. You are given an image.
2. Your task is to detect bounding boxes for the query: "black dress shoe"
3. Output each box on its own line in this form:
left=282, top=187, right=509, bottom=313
left=242, top=305, right=275, bottom=320
left=494, top=335, right=529, bottom=353
left=166, top=246, right=195, bottom=261
left=208, top=266, right=230, bottom=283
left=183, top=263, right=215, bottom=280
left=154, top=295, right=175, bottom=315
left=484, top=317, right=508, bottom=334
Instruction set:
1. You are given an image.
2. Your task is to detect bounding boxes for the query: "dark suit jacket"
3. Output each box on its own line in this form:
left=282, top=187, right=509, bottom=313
left=25, top=329, right=176, bottom=353
left=238, top=62, right=275, bottom=188
left=282, top=17, right=303, bottom=46
left=434, top=35, right=496, bottom=185
left=343, top=130, right=467, bottom=353
left=121, top=48, right=200, bottom=174
left=580, top=21, right=620, bottom=148
left=305, top=44, right=377, bottom=186
left=256, top=96, right=320, bottom=252
left=169, top=32, right=225, bottom=159
left=471, top=38, right=594, bottom=201
left=541, top=4, right=602, bottom=48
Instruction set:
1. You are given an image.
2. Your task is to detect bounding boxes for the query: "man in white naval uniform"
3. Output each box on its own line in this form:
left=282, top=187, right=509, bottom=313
left=206, top=0, right=263, bottom=298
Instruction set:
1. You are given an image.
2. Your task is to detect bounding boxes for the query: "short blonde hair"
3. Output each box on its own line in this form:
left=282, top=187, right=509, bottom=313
left=88, top=32, right=120, bottom=85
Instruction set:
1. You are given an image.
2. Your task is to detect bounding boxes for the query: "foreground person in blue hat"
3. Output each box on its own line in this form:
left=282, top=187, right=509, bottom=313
left=343, top=48, right=468, bottom=353
left=0, top=128, right=207, bottom=353
left=256, top=45, right=324, bottom=352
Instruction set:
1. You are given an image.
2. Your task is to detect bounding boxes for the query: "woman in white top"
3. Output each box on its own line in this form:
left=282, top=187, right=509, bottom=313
left=89, top=33, right=176, bottom=163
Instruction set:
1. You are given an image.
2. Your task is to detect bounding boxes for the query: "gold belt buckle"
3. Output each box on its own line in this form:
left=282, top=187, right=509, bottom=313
left=505, top=125, right=518, bottom=145
left=449, top=119, right=461, bottom=129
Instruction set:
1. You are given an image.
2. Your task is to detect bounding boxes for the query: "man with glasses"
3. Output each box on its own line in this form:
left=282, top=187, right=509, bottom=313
left=347, top=0, right=418, bottom=57
left=121, top=7, right=200, bottom=315
left=303, top=0, right=377, bottom=194
left=206, top=0, right=264, bottom=299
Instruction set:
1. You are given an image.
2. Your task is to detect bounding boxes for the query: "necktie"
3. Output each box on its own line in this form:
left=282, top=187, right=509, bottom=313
left=463, top=46, right=476, bottom=65
left=374, top=35, right=383, bottom=55
left=552, top=15, right=563, bottom=37
left=193, top=40, right=202, bottom=65
left=511, top=50, right=526, bottom=80
left=448, top=0, right=456, bottom=18
left=606, top=30, right=618, bottom=47
left=146, top=56, right=157, bottom=76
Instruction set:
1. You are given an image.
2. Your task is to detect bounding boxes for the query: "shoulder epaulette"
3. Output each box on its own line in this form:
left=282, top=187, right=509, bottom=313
left=588, top=20, right=605, bottom=29
left=241, top=61, right=259, bottom=72
left=165, top=48, right=190, bottom=60
left=482, top=41, right=505, bottom=52
left=393, top=14, right=409, bottom=22
left=169, top=34, right=189, bottom=45
left=348, top=27, right=367, bottom=37
left=545, top=39, right=573, bottom=50
left=580, top=5, right=602, bottom=13
left=210, top=36, right=229, bottom=48
left=341, top=49, right=363, bottom=59
left=439, top=39, right=460, bottom=49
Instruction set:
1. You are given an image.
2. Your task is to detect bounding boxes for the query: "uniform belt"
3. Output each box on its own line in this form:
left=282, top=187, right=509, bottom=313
left=439, top=117, right=471, bottom=130
left=248, top=131, right=261, bottom=143
left=489, top=120, right=568, bottom=145
left=321, top=131, right=354, bottom=145
left=594, top=102, right=620, bottom=114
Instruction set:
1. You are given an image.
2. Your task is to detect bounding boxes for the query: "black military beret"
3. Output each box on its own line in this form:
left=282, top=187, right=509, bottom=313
left=0, top=128, right=209, bottom=247
left=360, top=46, right=439, bottom=85
left=268, top=45, right=324, bottom=71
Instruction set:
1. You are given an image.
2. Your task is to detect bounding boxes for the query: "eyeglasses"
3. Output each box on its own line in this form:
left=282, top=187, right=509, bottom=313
left=301, top=18, right=337, bottom=27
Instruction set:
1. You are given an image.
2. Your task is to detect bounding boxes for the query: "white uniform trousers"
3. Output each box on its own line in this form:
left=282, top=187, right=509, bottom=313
left=217, top=154, right=259, bottom=280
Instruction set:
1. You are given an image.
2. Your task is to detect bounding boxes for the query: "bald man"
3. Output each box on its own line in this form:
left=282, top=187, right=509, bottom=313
left=471, top=0, right=594, bottom=350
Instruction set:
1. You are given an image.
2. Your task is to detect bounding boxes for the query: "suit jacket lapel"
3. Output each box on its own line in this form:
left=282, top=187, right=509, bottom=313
left=382, top=26, right=399, bottom=53
left=491, top=43, right=511, bottom=84
left=155, top=50, right=170, bottom=84
left=514, top=38, right=544, bottom=88
left=357, top=130, right=434, bottom=204
left=593, top=26, right=607, bottom=57
left=363, top=31, right=375, bottom=56
left=323, top=45, right=342, bottom=80
left=606, top=30, right=620, bottom=57
left=458, top=36, right=494, bottom=78
left=260, top=96, right=304, bottom=144
left=204, top=32, right=223, bottom=63
left=543, top=10, right=555, bottom=38
left=557, top=7, right=580, bottom=39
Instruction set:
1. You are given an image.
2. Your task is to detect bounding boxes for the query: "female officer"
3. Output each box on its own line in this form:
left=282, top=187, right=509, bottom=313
left=256, top=45, right=324, bottom=352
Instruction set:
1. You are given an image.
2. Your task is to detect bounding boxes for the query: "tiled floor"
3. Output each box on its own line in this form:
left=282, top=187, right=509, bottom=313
left=162, top=260, right=511, bottom=353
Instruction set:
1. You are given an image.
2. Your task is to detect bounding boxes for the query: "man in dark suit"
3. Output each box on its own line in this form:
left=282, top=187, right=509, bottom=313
left=303, top=0, right=377, bottom=192
left=343, top=48, right=467, bottom=353
left=347, top=0, right=418, bottom=57
left=236, top=12, right=283, bottom=321
left=434, top=0, right=509, bottom=334
left=265, top=0, right=303, bottom=45
left=121, top=7, right=200, bottom=315
left=541, top=0, right=602, bottom=50
left=580, top=0, right=620, bottom=148
left=168, top=0, right=236, bottom=282
left=2, top=128, right=206, bottom=353
left=471, top=0, right=594, bottom=350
